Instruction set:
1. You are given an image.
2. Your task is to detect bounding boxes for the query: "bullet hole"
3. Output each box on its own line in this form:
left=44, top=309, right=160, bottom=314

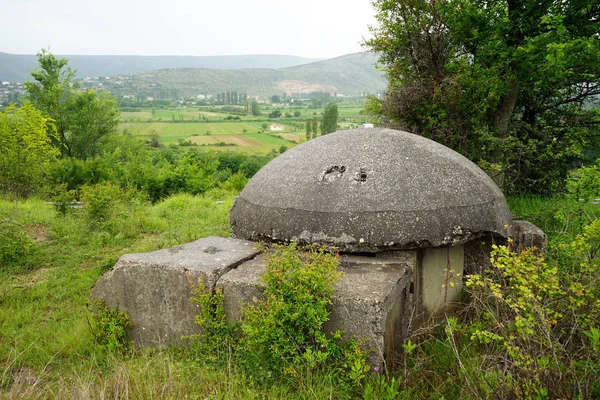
left=320, top=165, right=346, bottom=181
left=325, top=165, right=346, bottom=175
left=203, top=246, right=218, bottom=254
left=354, top=167, right=368, bottom=183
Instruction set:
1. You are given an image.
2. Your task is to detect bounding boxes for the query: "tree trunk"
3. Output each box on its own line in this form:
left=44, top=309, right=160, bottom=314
left=493, top=78, right=519, bottom=141
left=489, top=77, right=519, bottom=188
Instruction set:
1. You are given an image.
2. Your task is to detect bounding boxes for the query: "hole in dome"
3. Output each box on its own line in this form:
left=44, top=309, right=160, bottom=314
left=320, top=165, right=346, bottom=181
left=354, top=168, right=368, bottom=183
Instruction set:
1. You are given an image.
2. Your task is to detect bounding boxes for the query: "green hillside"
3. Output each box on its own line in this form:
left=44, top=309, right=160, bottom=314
left=107, top=52, right=385, bottom=97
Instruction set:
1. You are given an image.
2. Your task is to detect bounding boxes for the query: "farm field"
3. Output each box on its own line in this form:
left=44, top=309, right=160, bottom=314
left=119, top=122, right=299, bottom=154
left=118, top=102, right=370, bottom=154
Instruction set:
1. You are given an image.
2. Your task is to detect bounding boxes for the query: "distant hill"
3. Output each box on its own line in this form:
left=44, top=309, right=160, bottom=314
left=117, top=52, right=385, bottom=98
left=0, top=52, right=323, bottom=82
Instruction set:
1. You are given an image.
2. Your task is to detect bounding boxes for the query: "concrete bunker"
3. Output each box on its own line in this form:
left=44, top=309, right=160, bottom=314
left=230, top=128, right=513, bottom=318
left=91, top=128, right=545, bottom=368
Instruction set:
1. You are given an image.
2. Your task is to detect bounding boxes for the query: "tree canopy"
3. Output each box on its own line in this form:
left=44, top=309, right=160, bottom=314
left=0, top=104, right=59, bottom=197
left=321, top=103, right=339, bottom=135
left=366, top=0, right=600, bottom=194
left=25, top=49, right=120, bottom=159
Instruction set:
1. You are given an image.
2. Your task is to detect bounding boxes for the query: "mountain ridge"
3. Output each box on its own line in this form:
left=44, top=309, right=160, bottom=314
left=0, top=52, right=324, bottom=82
left=113, top=52, right=385, bottom=97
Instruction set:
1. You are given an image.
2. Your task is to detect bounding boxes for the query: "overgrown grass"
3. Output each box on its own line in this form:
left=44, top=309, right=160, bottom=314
left=2, top=192, right=599, bottom=398
left=0, top=191, right=233, bottom=393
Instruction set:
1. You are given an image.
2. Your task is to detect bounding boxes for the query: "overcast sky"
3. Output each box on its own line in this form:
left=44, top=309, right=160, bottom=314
left=1, top=0, right=377, bottom=59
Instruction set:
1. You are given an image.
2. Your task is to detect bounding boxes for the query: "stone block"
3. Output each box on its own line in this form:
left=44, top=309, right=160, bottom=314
left=90, top=236, right=259, bottom=347
left=218, top=253, right=413, bottom=369
left=217, top=253, right=268, bottom=325
left=510, top=219, right=547, bottom=253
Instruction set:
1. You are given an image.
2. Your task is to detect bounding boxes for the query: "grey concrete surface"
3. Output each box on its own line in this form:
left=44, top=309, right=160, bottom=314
left=418, top=246, right=464, bottom=317
left=90, top=236, right=259, bottom=347
left=510, top=219, right=548, bottom=253
left=230, top=128, right=512, bottom=252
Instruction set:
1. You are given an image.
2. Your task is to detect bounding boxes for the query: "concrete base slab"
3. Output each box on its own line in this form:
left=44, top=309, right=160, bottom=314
left=90, top=236, right=259, bottom=347
left=218, top=253, right=414, bottom=369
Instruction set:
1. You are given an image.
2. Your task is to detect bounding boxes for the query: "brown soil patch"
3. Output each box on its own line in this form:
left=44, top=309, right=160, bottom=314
left=188, top=135, right=220, bottom=145
left=12, top=268, right=54, bottom=288
left=277, top=80, right=336, bottom=94
left=23, top=224, right=49, bottom=242
left=217, top=136, right=261, bottom=146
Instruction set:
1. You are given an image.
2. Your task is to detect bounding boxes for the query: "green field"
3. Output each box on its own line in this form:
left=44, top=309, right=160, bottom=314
left=117, top=103, right=369, bottom=154
left=120, top=122, right=268, bottom=139
left=119, top=121, right=300, bottom=154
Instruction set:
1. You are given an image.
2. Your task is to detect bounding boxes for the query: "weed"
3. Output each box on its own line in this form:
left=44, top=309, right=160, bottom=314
left=189, top=279, right=235, bottom=362
left=240, top=243, right=344, bottom=375
left=88, top=299, right=133, bottom=352
left=0, top=220, right=34, bottom=274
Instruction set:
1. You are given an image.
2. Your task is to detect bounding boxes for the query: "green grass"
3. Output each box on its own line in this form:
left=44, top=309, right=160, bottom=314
left=118, top=121, right=301, bottom=154
left=0, top=192, right=361, bottom=399
left=506, top=195, right=600, bottom=247
left=119, top=122, right=266, bottom=142
left=0, top=193, right=233, bottom=371
left=117, top=103, right=370, bottom=154
left=2, top=191, right=599, bottom=398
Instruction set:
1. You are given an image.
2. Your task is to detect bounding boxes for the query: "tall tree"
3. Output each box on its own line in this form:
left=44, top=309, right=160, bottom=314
left=0, top=104, right=59, bottom=197
left=305, top=120, right=312, bottom=140
left=251, top=100, right=261, bottom=116
left=311, top=118, right=319, bottom=138
left=320, top=103, right=338, bottom=135
left=366, top=0, right=600, bottom=193
left=25, top=49, right=120, bottom=159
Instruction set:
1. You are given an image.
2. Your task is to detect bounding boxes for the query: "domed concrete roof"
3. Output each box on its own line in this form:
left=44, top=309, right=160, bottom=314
left=230, top=128, right=512, bottom=252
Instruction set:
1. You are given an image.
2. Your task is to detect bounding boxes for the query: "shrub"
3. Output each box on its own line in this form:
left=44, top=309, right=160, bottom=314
left=0, top=104, right=59, bottom=197
left=0, top=220, right=33, bottom=274
left=80, top=182, right=122, bottom=228
left=191, top=243, right=369, bottom=393
left=88, top=299, right=133, bottom=352
left=240, top=243, right=344, bottom=375
left=566, top=160, right=600, bottom=200
left=459, top=237, right=600, bottom=398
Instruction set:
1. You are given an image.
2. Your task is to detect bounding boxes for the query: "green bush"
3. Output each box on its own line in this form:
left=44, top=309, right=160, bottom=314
left=457, top=235, right=600, bottom=398
left=566, top=160, right=600, bottom=200
left=190, top=243, right=369, bottom=394
left=240, top=244, right=345, bottom=375
left=88, top=299, right=133, bottom=352
left=0, top=220, right=33, bottom=274
left=80, top=182, right=122, bottom=227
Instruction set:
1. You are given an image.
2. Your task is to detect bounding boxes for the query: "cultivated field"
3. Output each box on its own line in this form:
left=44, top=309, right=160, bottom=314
left=118, top=102, right=371, bottom=154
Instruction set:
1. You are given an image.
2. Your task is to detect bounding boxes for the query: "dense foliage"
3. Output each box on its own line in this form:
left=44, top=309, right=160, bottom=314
left=366, top=0, right=600, bottom=194
left=0, top=104, right=59, bottom=197
left=190, top=243, right=369, bottom=395
left=25, top=49, right=120, bottom=159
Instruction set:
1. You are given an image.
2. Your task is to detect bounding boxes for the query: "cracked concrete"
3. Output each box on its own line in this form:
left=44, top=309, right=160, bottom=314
left=91, top=237, right=414, bottom=368
left=90, top=236, right=260, bottom=347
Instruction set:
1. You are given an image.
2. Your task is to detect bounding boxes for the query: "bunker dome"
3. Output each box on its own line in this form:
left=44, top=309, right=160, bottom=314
left=230, top=127, right=512, bottom=252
